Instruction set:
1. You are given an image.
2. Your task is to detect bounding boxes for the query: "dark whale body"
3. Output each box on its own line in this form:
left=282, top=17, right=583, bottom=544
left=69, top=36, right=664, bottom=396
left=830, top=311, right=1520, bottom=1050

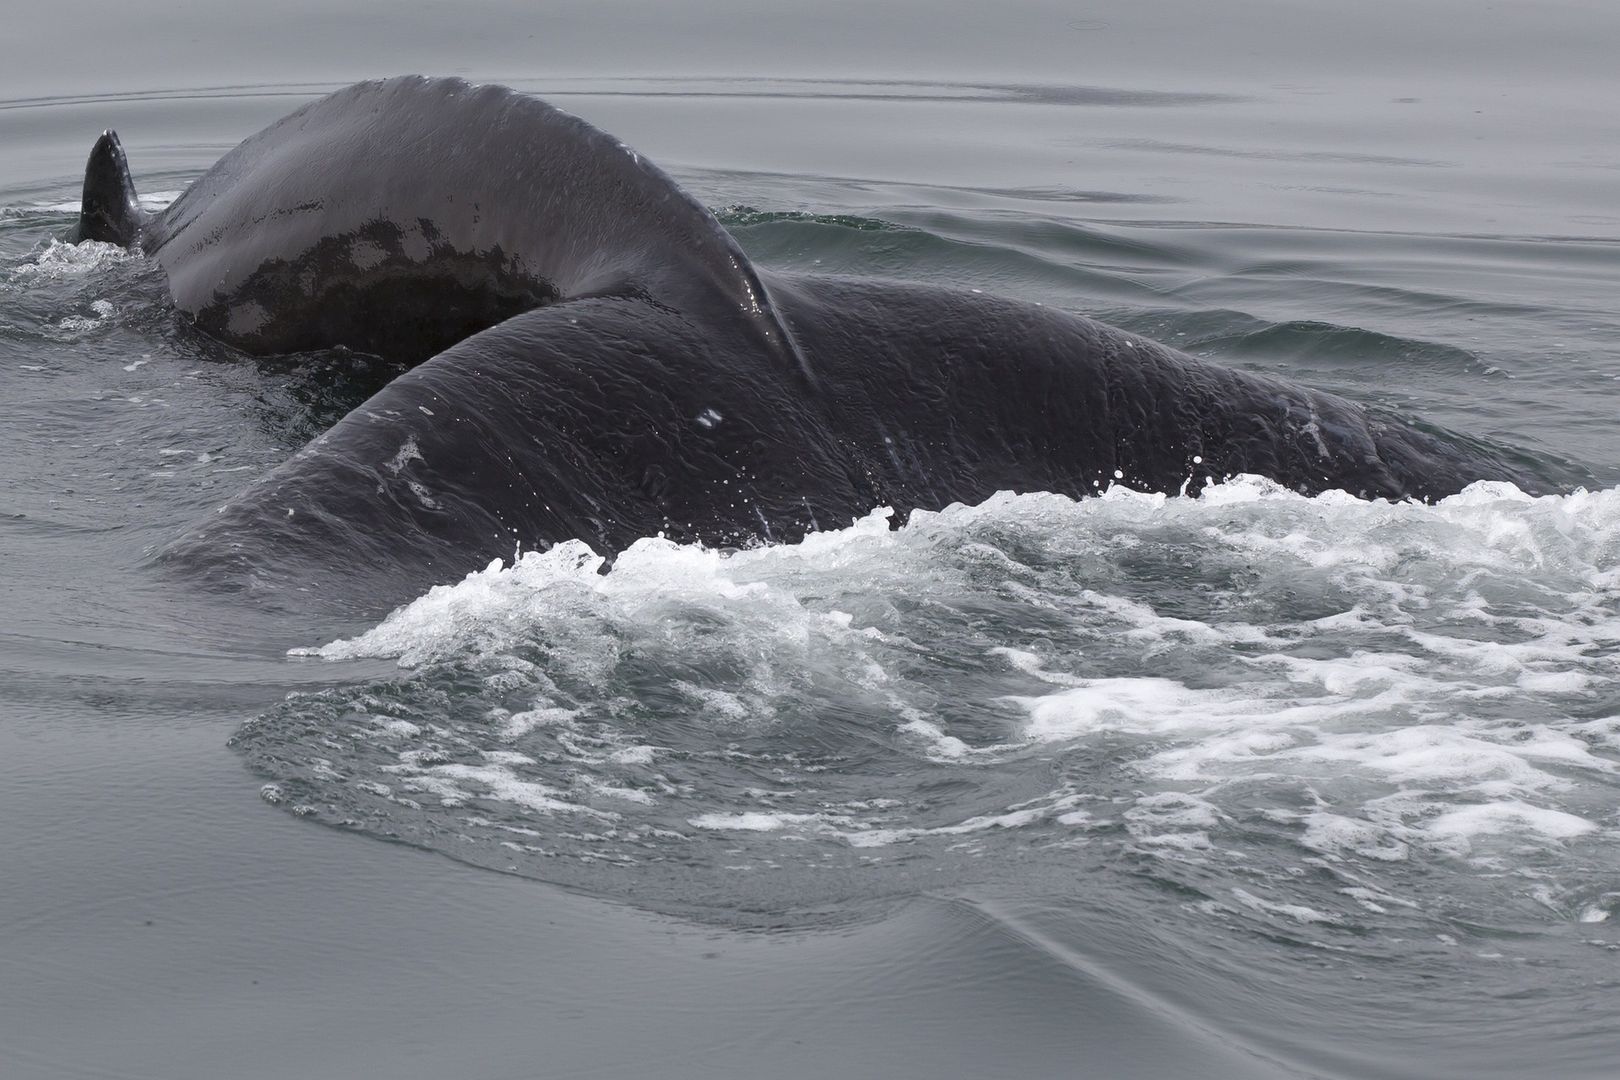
left=75, top=78, right=800, bottom=372
left=73, top=77, right=1539, bottom=610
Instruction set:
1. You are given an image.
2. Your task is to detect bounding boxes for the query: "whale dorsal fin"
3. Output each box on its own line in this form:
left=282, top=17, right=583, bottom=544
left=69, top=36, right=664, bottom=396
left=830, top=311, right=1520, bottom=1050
left=72, top=130, right=145, bottom=246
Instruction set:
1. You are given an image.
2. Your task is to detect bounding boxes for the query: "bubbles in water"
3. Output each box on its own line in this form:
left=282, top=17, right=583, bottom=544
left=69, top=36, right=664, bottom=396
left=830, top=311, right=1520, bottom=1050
left=8, top=239, right=133, bottom=281
left=2, top=236, right=163, bottom=344
left=57, top=298, right=118, bottom=335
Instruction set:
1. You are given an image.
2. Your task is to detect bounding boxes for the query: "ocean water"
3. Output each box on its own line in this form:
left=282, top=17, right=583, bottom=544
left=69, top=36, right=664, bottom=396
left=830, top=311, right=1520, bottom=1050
left=3, top=3, right=1619, bottom=1078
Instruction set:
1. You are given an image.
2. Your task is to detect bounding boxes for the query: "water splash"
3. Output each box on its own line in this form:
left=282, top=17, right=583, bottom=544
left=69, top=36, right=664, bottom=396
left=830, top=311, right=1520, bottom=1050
left=7, top=238, right=133, bottom=281
left=238, top=478, right=1620, bottom=932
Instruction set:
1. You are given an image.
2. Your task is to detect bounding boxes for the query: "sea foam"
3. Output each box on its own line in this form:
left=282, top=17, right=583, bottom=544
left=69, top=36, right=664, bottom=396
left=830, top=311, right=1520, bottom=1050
left=243, top=477, right=1620, bottom=928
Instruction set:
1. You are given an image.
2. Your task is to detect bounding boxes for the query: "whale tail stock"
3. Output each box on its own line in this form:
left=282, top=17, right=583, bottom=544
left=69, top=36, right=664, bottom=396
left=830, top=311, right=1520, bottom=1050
left=70, top=130, right=145, bottom=246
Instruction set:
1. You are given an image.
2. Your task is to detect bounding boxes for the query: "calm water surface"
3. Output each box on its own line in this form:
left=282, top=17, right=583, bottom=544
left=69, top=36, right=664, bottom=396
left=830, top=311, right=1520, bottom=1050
left=3, top=3, right=1619, bottom=1078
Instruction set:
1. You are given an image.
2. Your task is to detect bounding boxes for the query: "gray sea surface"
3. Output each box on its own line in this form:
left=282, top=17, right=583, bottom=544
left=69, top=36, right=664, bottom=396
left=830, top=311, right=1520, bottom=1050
left=3, top=3, right=1619, bottom=1078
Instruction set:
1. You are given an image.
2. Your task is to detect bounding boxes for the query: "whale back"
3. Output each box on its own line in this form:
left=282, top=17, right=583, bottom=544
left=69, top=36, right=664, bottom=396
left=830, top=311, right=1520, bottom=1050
left=159, top=292, right=871, bottom=610
left=769, top=274, right=1543, bottom=506
left=140, top=77, right=802, bottom=370
left=161, top=270, right=1544, bottom=613
left=135, top=79, right=1552, bottom=616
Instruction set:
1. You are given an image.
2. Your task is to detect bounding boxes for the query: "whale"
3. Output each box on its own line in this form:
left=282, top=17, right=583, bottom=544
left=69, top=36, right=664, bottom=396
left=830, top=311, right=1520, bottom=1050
left=71, top=76, right=1543, bottom=611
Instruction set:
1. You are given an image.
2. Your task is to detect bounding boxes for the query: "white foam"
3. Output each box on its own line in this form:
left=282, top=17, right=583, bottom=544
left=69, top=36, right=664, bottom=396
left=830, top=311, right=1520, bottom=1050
left=423, top=763, right=617, bottom=818
left=1426, top=802, right=1597, bottom=843
left=1232, top=887, right=1342, bottom=925
left=384, top=436, right=424, bottom=474
left=276, top=477, right=1620, bottom=924
left=690, top=811, right=832, bottom=832
left=1302, top=813, right=1411, bottom=862
left=898, top=717, right=974, bottom=759
left=500, top=705, right=579, bottom=739
left=9, top=238, right=132, bottom=280
left=1013, top=678, right=1233, bottom=741
left=57, top=297, right=118, bottom=334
